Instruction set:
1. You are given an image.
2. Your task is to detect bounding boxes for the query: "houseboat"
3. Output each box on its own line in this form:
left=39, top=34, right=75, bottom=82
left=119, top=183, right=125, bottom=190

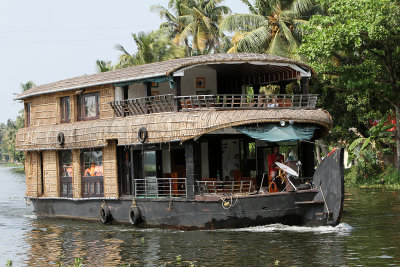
left=16, top=53, right=344, bottom=229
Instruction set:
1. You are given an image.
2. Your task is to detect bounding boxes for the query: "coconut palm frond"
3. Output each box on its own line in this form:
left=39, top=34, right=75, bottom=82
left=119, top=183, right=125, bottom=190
left=96, top=60, right=113, bottom=73
left=278, top=16, right=298, bottom=50
left=267, top=29, right=285, bottom=56
left=241, top=0, right=258, bottom=14
left=237, top=26, right=269, bottom=53
left=219, top=13, right=267, bottom=33
left=291, top=0, right=316, bottom=16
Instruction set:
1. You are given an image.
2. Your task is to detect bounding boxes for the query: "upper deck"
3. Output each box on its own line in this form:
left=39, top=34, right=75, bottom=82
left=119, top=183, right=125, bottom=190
left=15, top=53, right=332, bottom=151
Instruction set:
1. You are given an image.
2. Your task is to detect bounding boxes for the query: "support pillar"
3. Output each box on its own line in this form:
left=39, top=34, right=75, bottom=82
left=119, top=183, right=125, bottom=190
left=300, top=77, right=309, bottom=94
left=72, top=149, right=82, bottom=198
left=253, top=84, right=260, bottom=95
left=173, top=77, right=182, bottom=112
left=279, top=82, right=287, bottom=94
left=185, top=141, right=201, bottom=198
left=144, top=82, right=152, bottom=114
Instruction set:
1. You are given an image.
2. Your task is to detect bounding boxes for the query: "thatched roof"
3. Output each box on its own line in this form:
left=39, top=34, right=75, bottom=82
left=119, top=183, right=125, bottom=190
left=16, top=53, right=314, bottom=100
left=16, top=109, right=332, bottom=151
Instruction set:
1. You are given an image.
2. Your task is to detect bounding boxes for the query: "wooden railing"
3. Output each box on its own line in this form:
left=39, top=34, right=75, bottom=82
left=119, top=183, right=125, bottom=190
left=60, top=176, right=73, bottom=197
left=196, top=180, right=253, bottom=195
left=82, top=176, right=104, bottom=198
left=110, top=94, right=318, bottom=117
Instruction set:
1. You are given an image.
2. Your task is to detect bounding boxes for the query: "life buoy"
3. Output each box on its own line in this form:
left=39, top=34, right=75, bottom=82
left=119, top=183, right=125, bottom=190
left=100, top=203, right=112, bottom=224
left=138, top=127, right=148, bottom=143
left=57, top=132, right=65, bottom=146
left=129, top=206, right=142, bottom=225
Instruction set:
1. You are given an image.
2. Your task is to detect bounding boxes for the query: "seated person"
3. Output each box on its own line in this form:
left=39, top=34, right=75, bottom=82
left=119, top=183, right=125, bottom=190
left=267, top=144, right=284, bottom=180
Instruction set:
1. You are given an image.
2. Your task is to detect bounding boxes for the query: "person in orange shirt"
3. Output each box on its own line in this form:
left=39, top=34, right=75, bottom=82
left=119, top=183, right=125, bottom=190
left=85, top=163, right=97, bottom=176
left=267, top=144, right=284, bottom=179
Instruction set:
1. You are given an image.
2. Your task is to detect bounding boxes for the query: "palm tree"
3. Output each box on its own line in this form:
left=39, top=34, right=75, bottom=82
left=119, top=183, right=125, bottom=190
left=96, top=60, right=113, bottom=73
left=20, top=81, right=36, bottom=92
left=220, top=0, right=320, bottom=58
left=178, top=0, right=231, bottom=54
left=151, top=0, right=191, bottom=55
left=115, top=30, right=185, bottom=68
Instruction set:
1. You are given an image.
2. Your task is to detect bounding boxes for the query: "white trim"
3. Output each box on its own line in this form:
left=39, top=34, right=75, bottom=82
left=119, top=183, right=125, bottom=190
left=172, top=61, right=311, bottom=77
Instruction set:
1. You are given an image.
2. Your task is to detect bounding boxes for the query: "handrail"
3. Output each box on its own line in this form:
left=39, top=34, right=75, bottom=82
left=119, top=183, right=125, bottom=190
left=196, top=180, right=253, bottom=195
left=134, top=177, right=187, bottom=198
left=110, top=94, right=318, bottom=117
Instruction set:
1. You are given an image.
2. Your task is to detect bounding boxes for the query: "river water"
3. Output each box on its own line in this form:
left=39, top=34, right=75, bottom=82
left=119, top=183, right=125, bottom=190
left=0, top=166, right=399, bottom=266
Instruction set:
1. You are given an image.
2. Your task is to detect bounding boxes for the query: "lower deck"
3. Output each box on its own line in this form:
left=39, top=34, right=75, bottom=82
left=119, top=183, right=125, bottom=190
left=24, top=132, right=316, bottom=201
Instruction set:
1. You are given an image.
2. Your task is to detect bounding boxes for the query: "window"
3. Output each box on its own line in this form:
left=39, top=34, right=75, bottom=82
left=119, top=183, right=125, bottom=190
left=60, top=96, right=71, bottom=123
left=77, top=93, right=99, bottom=121
left=25, top=103, right=31, bottom=126
left=59, top=150, right=73, bottom=197
left=81, top=149, right=103, bottom=197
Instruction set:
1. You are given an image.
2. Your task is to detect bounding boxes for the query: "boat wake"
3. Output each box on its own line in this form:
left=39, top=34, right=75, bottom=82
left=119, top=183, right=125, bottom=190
left=228, top=223, right=353, bottom=235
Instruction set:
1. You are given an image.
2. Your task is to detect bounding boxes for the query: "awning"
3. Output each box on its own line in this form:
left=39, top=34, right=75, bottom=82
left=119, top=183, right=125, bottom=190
left=114, top=76, right=174, bottom=88
left=235, top=124, right=317, bottom=142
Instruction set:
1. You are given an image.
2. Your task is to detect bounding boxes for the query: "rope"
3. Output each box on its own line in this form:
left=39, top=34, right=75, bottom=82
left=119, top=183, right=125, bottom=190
left=220, top=194, right=238, bottom=209
left=319, top=186, right=331, bottom=224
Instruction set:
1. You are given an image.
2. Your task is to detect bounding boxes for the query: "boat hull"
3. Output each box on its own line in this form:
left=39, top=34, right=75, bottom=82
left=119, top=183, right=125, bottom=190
left=29, top=188, right=331, bottom=230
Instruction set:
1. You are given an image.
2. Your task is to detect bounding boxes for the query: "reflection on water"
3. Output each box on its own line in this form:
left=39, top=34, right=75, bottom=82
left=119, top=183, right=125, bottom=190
left=0, top=166, right=399, bottom=266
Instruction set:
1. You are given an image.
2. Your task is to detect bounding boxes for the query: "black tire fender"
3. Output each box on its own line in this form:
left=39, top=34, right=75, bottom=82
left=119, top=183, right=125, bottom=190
left=129, top=206, right=142, bottom=225
left=57, top=132, right=65, bottom=146
left=138, top=127, right=148, bottom=143
left=100, top=203, right=112, bottom=224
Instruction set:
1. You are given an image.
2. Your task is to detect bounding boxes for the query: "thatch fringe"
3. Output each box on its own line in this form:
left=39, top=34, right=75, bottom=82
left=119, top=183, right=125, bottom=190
left=16, top=109, right=332, bottom=151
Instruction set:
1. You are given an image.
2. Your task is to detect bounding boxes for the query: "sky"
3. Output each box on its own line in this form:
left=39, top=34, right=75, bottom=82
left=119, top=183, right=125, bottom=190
left=0, top=0, right=248, bottom=124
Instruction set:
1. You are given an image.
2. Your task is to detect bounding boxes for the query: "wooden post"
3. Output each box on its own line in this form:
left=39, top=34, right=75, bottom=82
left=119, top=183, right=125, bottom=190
left=144, top=82, right=152, bottom=114
left=279, top=82, right=287, bottom=94
left=300, top=77, right=309, bottom=94
left=72, top=149, right=82, bottom=198
left=184, top=141, right=201, bottom=199
left=253, top=84, right=260, bottom=95
left=104, top=140, right=119, bottom=198
left=173, top=77, right=182, bottom=112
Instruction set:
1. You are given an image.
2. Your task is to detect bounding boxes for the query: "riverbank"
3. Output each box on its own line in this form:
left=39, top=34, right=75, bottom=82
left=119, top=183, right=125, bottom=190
left=345, top=165, right=400, bottom=190
left=0, top=162, right=24, bottom=173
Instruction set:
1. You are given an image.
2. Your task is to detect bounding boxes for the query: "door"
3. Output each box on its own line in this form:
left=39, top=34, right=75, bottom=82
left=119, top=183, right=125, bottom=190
left=118, top=146, right=132, bottom=195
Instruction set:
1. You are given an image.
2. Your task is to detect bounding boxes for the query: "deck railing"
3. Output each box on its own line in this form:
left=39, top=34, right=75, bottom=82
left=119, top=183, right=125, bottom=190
left=196, top=180, right=253, bottom=195
left=134, top=178, right=187, bottom=198
left=110, top=94, right=318, bottom=117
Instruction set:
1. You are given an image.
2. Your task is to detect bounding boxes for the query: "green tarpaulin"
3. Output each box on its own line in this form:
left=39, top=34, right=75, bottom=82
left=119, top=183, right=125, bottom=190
left=235, top=124, right=317, bottom=142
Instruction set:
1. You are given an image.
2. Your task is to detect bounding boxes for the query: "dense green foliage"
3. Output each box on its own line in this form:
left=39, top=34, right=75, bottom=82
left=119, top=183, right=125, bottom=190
left=299, top=0, right=400, bottom=175
left=1, top=81, right=34, bottom=163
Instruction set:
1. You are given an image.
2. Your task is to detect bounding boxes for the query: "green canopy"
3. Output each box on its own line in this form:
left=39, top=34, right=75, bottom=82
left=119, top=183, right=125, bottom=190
left=235, top=124, right=317, bottom=142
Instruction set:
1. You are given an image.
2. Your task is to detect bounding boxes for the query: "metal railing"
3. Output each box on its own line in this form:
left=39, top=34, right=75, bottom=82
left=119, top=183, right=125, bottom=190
left=179, top=94, right=318, bottom=111
left=110, top=94, right=318, bottom=117
left=196, top=180, right=253, bottom=195
left=134, top=178, right=187, bottom=198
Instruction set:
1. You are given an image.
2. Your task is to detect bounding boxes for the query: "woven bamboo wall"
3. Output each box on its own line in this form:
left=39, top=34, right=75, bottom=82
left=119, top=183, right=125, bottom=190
left=24, top=84, right=114, bottom=127
left=103, top=140, right=118, bottom=197
left=25, top=151, right=44, bottom=198
left=42, top=151, right=59, bottom=197
left=25, top=152, right=36, bottom=197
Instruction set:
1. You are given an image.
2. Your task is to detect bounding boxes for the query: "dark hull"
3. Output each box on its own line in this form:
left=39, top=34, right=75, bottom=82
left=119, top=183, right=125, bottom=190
left=29, top=188, right=331, bottom=230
